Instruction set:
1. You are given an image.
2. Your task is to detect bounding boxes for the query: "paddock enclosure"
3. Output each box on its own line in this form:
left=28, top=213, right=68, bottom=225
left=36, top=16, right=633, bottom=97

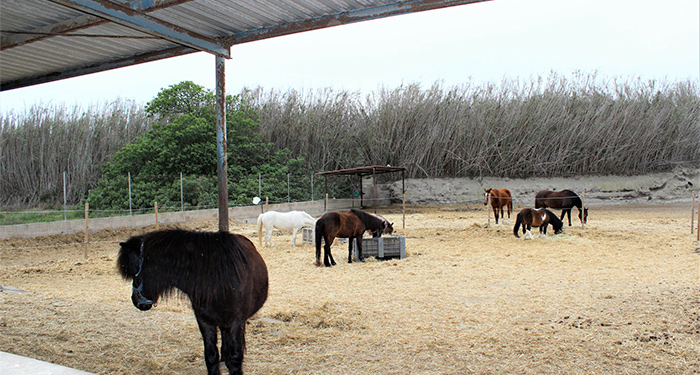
left=1, top=204, right=698, bottom=374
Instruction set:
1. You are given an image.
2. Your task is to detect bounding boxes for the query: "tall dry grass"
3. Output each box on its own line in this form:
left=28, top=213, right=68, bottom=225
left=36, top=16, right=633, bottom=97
left=0, top=100, right=151, bottom=206
left=2, top=73, right=698, bottom=208
left=248, top=73, right=700, bottom=178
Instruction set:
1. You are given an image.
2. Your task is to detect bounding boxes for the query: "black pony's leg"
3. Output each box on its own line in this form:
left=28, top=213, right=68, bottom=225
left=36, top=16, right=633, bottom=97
left=221, top=322, right=245, bottom=375
left=196, top=318, right=221, bottom=375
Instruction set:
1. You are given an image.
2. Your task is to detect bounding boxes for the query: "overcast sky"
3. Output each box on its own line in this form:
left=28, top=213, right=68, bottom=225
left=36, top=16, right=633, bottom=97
left=1, top=0, right=698, bottom=114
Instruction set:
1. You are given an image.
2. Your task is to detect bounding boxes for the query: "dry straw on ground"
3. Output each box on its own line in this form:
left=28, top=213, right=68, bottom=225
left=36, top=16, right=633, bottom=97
left=1, top=204, right=698, bottom=374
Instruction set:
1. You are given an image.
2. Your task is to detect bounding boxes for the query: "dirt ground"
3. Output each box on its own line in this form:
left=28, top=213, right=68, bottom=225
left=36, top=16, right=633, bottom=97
left=1, top=203, right=699, bottom=374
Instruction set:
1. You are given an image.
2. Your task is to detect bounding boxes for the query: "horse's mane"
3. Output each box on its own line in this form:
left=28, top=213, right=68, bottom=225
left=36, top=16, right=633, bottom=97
left=349, top=208, right=384, bottom=229
left=544, top=209, right=564, bottom=231
left=124, top=229, right=252, bottom=305
left=562, top=190, right=582, bottom=207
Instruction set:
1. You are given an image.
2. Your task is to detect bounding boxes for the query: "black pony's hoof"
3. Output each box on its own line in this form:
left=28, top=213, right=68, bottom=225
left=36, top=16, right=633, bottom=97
left=358, top=257, right=365, bottom=262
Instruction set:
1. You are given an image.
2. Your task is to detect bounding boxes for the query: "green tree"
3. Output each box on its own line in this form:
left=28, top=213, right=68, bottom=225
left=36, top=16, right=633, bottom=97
left=87, top=81, right=308, bottom=210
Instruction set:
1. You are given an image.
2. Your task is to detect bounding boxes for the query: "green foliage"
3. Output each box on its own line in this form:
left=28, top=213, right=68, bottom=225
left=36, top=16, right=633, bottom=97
left=87, top=81, right=308, bottom=210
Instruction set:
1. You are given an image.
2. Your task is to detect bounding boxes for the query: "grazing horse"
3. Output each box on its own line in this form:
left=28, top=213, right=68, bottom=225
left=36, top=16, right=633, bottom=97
left=535, top=189, right=588, bottom=226
left=484, top=188, right=513, bottom=224
left=256, top=210, right=316, bottom=247
left=118, top=229, right=268, bottom=375
left=314, top=208, right=393, bottom=267
left=513, top=208, right=564, bottom=239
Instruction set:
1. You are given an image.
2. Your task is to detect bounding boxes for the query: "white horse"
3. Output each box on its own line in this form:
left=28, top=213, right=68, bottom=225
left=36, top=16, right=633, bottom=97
left=257, top=210, right=316, bottom=247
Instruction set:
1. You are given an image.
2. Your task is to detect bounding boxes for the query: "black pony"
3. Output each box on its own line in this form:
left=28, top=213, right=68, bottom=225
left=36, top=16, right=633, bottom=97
left=314, top=208, right=393, bottom=267
left=118, top=229, right=268, bottom=375
left=535, top=189, right=588, bottom=226
left=513, top=208, right=564, bottom=239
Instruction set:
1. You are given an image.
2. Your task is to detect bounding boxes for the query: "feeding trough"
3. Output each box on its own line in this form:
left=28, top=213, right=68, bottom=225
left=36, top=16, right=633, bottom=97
left=303, top=229, right=406, bottom=260
left=352, top=235, right=406, bottom=260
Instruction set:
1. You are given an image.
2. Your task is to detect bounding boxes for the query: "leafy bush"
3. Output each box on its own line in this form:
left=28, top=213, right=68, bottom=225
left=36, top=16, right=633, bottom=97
left=87, top=82, right=308, bottom=210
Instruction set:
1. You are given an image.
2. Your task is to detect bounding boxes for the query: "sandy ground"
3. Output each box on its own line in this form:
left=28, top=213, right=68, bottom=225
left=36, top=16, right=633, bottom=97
left=1, top=203, right=699, bottom=374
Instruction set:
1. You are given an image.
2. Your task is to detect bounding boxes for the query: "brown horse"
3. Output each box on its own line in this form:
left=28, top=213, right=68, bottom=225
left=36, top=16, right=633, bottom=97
left=484, top=188, right=513, bottom=224
left=314, top=208, right=393, bottom=267
left=513, top=208, right=563, bottom=239
left=118, top=229, right=268, bottom=375
left=535, top=189, right=588, bottom=226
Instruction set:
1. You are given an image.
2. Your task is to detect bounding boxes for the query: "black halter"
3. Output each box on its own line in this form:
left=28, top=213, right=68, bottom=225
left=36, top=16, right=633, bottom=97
left=132, top=240, right=154, bottom=305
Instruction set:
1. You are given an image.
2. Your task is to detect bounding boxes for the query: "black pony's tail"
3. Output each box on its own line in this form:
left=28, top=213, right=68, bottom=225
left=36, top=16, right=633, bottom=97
left=513, top=212, right=523, bottom=238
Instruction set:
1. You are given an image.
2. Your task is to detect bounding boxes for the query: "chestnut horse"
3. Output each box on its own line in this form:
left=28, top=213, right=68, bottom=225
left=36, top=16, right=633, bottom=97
left=535, top=189, right=588, bottom=226
left=314, top=208, right=393, bottom=267
left=484, top=188, right=513, bottom=224
left=513, top=208, right=563, bottom=239
left=118, top=229, right=268, bottom=375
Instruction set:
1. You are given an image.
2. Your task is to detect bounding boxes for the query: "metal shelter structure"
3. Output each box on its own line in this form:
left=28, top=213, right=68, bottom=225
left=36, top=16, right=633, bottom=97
left=1, top=0, right=489, bottom=231
left=316, top=165, right=407, bottom=227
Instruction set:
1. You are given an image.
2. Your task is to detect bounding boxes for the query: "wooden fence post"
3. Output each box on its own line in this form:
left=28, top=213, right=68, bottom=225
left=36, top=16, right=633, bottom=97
left=692, top=192, right=696, bottom=235
left=486, top=192, right=491, bottom=227
left=154, top=201, right=159, bottom=230
left=84, top=203, right=89, bottom=259
left=581, top=190, right=585, bottom=229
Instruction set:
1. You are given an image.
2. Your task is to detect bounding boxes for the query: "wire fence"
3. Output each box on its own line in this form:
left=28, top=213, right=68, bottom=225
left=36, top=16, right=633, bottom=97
left=0, top=171, right=352, bottom=226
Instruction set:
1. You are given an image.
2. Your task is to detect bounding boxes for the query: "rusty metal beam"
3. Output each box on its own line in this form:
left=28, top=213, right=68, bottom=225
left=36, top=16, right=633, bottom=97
left=1, top=0, right=196, bottom=50
left=215, top=55, right=229, bottom=232
left=46, top=0, right=230, bottom=57
left=0, top=45, right=197, bottom=91
left=227, top=0, right=490, bottom=45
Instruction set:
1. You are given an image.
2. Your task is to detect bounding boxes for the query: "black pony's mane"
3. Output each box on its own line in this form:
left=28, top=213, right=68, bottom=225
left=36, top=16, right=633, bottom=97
left=119, top=229, right=252, bottom=305
left=349, top=208, right=385, bottom=230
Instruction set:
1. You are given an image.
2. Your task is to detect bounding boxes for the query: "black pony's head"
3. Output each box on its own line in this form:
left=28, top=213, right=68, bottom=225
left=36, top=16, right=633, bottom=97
left=118, top=235, right=155, bottom=311
left=546, top=209, right=564, bottom=234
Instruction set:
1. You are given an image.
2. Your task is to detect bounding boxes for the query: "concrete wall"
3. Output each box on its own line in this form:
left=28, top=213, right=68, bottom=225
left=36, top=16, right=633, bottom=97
left=0, top=199, right=356, bottom=239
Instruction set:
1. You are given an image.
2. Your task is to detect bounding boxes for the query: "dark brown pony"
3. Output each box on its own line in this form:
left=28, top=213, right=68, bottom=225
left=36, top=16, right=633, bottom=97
left=513, top=208, right=563, bottom=239
left=117, top=229, right=268, bottom=375
left=484, top=188, right=513, bottom=224
left=535, top=189, right=588, bottom=226
left=314, top=208, right=393, bottom=267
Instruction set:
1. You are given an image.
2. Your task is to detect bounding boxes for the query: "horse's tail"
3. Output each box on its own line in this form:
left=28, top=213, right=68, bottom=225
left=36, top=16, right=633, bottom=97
left=314, top=219, right=324, bottom=265
left=513, top=212, right=523, bottom=238
left=507, top=197, right=513, bottom=216
left=256, top=213, right=264, bottom=248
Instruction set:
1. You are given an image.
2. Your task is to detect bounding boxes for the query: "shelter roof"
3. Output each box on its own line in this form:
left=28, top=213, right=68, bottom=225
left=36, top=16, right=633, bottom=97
left=1, top=0, right=489, bottom=91
left=316, top=165, right=406, bottom=177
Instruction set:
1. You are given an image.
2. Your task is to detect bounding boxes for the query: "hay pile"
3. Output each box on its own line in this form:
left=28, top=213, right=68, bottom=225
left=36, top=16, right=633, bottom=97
left=1, top=204, right=698, bottom=374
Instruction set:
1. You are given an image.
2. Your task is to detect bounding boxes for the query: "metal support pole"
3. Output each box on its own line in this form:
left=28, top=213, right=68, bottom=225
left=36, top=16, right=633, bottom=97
left=402, top=169, right=405, bottom=229
left=372, top=167, right=377, bottom=213
left=215, top=55, right=229, bottom=232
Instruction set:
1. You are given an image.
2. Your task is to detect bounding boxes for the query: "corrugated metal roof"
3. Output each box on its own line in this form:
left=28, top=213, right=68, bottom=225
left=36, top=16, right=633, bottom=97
left=1, top=0, right=489, bottom=91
